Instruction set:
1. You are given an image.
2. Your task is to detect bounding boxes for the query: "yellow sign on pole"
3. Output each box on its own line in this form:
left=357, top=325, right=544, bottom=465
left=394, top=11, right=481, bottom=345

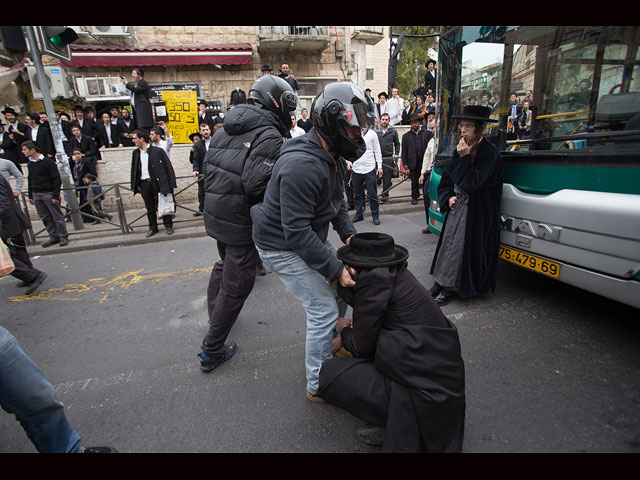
left=161, top=90, right=198, bottom=144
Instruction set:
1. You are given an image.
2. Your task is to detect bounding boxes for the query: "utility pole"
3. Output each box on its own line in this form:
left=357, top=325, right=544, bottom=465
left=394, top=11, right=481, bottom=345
left=23, top=26, right=83, bottom=230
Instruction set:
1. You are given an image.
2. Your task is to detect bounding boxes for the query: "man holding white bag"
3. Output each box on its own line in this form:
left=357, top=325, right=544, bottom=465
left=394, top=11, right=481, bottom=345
left=130, top=129, right=177, bottom=237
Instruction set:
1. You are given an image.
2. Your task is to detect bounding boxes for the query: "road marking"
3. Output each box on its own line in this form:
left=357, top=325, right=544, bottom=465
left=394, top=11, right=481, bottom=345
left=9, top=267, right=211, bottom=303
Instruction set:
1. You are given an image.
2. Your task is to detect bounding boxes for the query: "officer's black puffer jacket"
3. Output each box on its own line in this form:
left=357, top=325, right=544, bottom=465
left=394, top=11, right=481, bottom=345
left=203, top=103, right=286, bottom=246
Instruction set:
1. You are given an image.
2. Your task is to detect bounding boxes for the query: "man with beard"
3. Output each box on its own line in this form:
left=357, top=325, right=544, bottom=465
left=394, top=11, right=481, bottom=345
left=197, top=75, right=297, bottom=372
left=251, top=82, right=374, bottom=401
left=190, top=122, right=213, bottom=217
left=401, top=114, right=432, bottom=204
left=117, top=109, right=135, bottom=146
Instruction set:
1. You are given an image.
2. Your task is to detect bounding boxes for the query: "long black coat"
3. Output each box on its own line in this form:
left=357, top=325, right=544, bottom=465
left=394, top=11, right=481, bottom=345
left=130, top=145, right=176, bottom=195
left=318, top=265, right=466, bottom=453
left=69, top=135, right=99, bottom=164
left=400, top=127, right=432, bottom=171
left=126, top=79, right=154, bottom=130
left=0, top=174, right=30, bottom=240
left=430, top=138, right=503, bottom=297
left=0, top=131, right=22, bottom=170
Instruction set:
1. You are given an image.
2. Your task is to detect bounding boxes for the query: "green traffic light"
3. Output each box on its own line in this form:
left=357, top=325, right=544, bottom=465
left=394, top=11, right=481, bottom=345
left=47, top=27, right=78, bottom=48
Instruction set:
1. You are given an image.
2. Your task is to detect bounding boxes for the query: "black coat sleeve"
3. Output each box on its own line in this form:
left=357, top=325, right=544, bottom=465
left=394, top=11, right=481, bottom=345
left=340, top=268, right=394, bottom=359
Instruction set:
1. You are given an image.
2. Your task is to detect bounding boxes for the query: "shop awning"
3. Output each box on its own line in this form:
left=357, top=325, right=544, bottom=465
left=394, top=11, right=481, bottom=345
left=62, top=44, right=253, bottom=67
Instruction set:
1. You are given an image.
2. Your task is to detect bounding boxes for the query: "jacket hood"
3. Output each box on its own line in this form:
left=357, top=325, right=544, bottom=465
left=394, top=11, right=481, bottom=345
left=279, top=127, right=336, bottom=167
left=223, top=104, right=288, bottom=137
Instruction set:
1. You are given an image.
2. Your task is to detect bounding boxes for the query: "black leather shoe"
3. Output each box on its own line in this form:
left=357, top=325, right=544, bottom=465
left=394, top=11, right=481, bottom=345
left=41, top=238, right=59, bottom=248
left=435, top=290, right=457, bottom=306
left=411, top=199, right=418, bottom=205
left=373, top=217, right=380, bottom=225
left=145, top=229, right=158, bottom=238
left=193, top=211, right=203, bottom=217
left=166, top=227, right=174, bottom=235
left=352, top=215, right=363, bottom=223
left=422, top=227, right=432, bottom=234
left=59, top=238, right=69, bottom=247
left=25, top=272, right=47, bottom=295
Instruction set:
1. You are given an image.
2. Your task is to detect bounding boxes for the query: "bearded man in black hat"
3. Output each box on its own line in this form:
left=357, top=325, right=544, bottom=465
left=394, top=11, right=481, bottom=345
left=429, top=105, right=503, bottom=305
left=317, top=232, right=466, bottom=453
left=400, top=113, right=433, bottom=204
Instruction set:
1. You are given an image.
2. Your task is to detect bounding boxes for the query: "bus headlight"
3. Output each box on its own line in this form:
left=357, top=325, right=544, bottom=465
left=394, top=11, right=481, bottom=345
left=430, top=199, right=440, bottom=213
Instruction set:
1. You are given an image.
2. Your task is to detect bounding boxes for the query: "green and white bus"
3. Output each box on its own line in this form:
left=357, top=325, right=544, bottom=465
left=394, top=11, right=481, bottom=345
left=428, top=26, right=640, bottom=309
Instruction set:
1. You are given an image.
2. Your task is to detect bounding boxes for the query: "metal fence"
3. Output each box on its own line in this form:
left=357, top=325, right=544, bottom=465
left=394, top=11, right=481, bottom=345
left=20, top=174, right=202, bottom=246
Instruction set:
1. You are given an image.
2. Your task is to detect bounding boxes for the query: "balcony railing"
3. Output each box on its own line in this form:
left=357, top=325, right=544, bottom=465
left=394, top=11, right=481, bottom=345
left=257, top=26, right=331, bottom=52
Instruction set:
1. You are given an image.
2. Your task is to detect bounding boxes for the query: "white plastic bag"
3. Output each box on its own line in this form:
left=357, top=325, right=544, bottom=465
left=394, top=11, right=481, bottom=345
left=157, top=193, right=175, bottom=218
left=1, top=240, right=15, bottom=277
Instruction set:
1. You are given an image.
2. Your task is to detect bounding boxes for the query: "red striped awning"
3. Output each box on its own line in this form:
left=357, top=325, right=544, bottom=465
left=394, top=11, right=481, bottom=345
left=63, top=44, right=253, bottom=67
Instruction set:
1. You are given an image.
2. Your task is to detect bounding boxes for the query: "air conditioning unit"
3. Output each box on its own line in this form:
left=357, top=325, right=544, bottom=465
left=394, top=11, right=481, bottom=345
left=91, top=26, right=128, bottom=35
left=27, top=65, right=73, bottom=100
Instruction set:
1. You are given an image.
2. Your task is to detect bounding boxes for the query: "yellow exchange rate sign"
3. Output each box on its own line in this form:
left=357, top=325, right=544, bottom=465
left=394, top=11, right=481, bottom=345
left=162, top=90, right=198, bottom=144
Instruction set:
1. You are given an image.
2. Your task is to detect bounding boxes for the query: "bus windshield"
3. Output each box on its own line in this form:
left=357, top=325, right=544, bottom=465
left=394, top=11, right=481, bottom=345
left=436, top=26, right=640, bottom=160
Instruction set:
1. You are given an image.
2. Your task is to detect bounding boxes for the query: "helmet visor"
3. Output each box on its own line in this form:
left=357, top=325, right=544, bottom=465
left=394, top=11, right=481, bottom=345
left=338, top=102, right=374, bottom=129
left=281, top=90, right=299, bottom=113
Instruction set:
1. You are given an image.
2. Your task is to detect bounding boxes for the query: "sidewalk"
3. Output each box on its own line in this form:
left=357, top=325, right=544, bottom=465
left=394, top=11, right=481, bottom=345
left=28, top=177, right=426, bottom=256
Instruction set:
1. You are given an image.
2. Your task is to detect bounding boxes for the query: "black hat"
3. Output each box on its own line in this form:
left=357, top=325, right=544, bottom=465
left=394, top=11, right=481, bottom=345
left=73, top=105, right=85, bottom=111
left=452, top=105, right=492, bottom=122
left=2, top=107, right=18, bottom=115
left=261, top=64, right=273, bottom=72
left=426, top=58, right=436, bottom=68
left=189, top=131, right=201, bottom=142
left=408, top=113, right=422, bottom=123
left=337, top=233, right=409, bottom=268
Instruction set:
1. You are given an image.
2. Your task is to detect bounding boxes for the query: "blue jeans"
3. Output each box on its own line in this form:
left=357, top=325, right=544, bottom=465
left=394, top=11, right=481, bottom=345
left=351, top=169, right=379, bottom=219
left=256, top=242, right=347, bottom=394
left=0, top=326, right=83, bottom=453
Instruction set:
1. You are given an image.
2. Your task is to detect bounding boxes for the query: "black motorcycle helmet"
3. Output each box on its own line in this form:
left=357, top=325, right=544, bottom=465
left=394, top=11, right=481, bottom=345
left=311, top=82, right=375, bottom=161
left=248, top=74, right=298, bottom=130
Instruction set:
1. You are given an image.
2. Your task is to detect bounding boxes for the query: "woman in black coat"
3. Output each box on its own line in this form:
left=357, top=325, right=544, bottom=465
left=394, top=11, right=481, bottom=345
left=317, top=233, right=466, bottom=453
left=429, top=105, right=503, bottom=306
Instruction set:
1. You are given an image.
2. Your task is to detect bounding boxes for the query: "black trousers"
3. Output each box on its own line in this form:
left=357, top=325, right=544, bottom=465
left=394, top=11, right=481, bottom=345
left=381, top=156, right=394, bottom=199
left=4, top=234, right=42, bottom=284
left=201, top=241, right=259, bottom=357
left=409, top=168, right=422, bottom=200
left=197, top=178, right=204, bottom=213
left=138, top=180, right=173, bottom=231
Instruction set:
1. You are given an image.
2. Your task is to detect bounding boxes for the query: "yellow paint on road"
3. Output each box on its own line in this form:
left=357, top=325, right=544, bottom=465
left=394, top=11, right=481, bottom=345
left=9, top=267, right=211, bottom=303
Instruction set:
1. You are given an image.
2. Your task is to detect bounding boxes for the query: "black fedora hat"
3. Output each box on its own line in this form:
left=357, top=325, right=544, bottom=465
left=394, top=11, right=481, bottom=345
left=337, top=233, right=409, bottom=268
left=2, top=107, right=18, bottom=115
left=452, top=105, right=492, bottom=122
left=425, top=58, right=436, bottom=68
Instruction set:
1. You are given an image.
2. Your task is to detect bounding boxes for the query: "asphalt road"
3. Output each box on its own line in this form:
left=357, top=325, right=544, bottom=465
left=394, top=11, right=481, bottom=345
left=1, top=211, right=639, bottom=453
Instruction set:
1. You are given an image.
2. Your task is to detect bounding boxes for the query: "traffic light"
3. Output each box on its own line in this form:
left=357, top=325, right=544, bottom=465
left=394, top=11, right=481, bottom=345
left=0, top=26, right=28, bottom=53
left=36, top=26, right=78, bottom=62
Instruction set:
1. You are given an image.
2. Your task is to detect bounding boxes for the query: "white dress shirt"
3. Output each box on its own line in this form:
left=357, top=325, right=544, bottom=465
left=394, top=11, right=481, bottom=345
left=351, top=128, right=382, bottom=174
left=139, top=147, right=150, bottom=180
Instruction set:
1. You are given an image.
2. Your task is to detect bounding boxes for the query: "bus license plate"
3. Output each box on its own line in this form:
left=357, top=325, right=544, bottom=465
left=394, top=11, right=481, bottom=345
left=498, top=246, right=561, bottom=279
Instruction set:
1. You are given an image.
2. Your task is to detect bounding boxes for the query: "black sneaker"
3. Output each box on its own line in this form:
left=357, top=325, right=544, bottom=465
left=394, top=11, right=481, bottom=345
left=198, top=341, right=237, bottom=372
